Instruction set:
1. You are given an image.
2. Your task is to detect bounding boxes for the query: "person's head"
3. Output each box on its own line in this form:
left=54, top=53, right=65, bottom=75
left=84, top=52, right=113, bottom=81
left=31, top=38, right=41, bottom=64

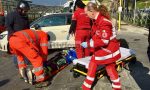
left=74, top=0, right=86, bottom=11
left=16, top=1, right=30, bottom=16
left=85, top=2, right=110, bottom=20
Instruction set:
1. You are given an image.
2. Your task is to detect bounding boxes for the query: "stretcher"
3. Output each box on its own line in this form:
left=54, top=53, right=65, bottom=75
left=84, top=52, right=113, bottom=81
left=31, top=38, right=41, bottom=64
left=71, top=47, right=136, bottom=79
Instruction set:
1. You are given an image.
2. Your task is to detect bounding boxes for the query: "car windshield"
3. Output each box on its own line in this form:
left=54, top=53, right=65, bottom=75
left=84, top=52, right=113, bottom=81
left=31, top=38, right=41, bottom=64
left=32, top=14, right=66, bottom=27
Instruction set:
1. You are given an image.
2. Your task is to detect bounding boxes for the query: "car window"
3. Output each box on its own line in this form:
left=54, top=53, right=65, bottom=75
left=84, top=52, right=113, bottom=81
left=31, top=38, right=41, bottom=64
left=37, top=15, right=66, bottom=27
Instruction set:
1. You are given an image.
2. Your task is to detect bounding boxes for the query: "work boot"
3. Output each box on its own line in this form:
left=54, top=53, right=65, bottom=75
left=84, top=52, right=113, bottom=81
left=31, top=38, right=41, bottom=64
left=35, top=81, right=51, bottom=88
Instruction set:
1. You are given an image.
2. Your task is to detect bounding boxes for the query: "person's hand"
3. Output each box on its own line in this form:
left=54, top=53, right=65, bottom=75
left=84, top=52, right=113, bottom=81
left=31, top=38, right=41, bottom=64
left=66, top=34, right=70, bottom=40
left=81, top=42, right=88, bottom=48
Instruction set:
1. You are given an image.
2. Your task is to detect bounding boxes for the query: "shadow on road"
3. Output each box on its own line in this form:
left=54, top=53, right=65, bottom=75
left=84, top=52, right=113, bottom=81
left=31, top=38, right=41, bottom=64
left=119, top=38, right=150, bottom=89
left=128, top=61, right=150, bottom=90
left=0, top=79, right=10, bottom=87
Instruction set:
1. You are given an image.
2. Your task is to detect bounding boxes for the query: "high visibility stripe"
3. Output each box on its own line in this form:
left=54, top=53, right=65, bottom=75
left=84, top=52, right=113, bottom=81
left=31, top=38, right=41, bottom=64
left=21, top=31, right=33, bottom=43
left=102, top=39, right=109, bottom=44
left=36, top=73, right=45, bottom=81
left=33, top=66, right=44, bottom=73
left=101, top=47, right=112, bottom=53
left=112, top=83, right=121, bottom=89
left=31, top=30, right=39, bottom=45
left=110, top=35, right=116, bottom=40
left=83, top=81, right=91, bottom=88
left=87, top=76, right=94, bottom=81
left=111, top=78, right=120, bottom=83
left=103, top=18, right=112, bottom=23
left=95, top=50, right=120, bottom=60
left=18, top=61, right=25, bottom=64
left=40, top=43, right=48, bottom=46
left=21, top=30, right=39, bottom=45
left=103, top=18, right=117, bottom=40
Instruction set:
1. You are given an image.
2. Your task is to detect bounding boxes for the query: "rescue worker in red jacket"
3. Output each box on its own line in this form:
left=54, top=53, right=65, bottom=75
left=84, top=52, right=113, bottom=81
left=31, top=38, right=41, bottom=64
left=9, top=29, right=49, bottom=86
left=0, top=11, right=5, bottom=33
left=67, top=0, right=92, bottom=59
left=81, top=2, right=121, bottom=90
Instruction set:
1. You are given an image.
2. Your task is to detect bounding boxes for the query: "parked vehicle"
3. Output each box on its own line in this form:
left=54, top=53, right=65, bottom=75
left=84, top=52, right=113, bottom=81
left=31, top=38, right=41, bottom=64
left=0, top=13, right=75, bottom=52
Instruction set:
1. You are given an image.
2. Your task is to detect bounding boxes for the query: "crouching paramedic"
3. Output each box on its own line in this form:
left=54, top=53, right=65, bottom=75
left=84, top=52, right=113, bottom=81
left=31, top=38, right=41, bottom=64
left=81, top=2, right=121, bottom=90
left=9, top=29, right=49, bottom=85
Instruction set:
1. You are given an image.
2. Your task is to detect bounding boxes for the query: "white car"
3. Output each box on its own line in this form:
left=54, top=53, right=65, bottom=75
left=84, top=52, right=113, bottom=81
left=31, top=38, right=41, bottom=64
left=0, top=13, right=75, bottom=52
left=0, top=31, right=8, bottom=51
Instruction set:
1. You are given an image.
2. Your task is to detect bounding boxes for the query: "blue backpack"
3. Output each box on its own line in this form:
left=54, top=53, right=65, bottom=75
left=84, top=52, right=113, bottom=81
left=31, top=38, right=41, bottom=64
left=63, top=48, right=77, bottom=64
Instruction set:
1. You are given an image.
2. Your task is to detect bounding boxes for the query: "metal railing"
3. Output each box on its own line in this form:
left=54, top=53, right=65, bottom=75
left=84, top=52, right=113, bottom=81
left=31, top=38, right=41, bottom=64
left=111, top=8, right=150, bottom=28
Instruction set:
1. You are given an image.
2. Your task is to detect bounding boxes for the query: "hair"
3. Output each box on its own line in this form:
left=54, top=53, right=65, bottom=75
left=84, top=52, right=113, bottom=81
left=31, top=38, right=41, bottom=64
left=75, top=0, right=86, bottom=9
left=86, top=2, right=110, bottom=20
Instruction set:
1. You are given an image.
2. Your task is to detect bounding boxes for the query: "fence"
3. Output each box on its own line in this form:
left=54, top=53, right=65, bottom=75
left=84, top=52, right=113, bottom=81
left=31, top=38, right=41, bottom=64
left=112, top=8, right=150, bottom=28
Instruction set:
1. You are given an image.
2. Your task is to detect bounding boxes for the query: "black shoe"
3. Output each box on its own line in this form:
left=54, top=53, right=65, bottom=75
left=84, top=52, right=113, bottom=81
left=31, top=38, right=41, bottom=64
left=35, top=81, right=51, bottom=88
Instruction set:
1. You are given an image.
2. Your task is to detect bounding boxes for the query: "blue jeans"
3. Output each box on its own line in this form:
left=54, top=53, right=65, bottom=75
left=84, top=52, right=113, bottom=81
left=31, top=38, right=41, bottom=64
left=12, top=55, right=30, bottom=68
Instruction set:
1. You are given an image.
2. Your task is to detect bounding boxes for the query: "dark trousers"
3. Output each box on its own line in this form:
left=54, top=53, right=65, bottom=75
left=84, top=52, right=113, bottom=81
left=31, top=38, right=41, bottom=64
left=147, top=46, right=150, bottom=62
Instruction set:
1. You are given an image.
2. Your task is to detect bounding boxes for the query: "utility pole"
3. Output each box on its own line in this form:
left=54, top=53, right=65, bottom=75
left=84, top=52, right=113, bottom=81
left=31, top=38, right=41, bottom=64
left=118, top=0, right=122, bottom=31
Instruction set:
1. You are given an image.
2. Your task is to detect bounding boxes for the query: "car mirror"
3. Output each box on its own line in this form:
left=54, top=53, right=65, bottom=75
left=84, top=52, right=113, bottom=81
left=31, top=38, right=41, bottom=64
left=33, top=24, right=41, bottom=30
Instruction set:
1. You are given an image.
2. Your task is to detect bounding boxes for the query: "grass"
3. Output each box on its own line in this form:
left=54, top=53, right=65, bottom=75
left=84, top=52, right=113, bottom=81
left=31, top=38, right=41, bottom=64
left=137, top=1, right=150, bottom=9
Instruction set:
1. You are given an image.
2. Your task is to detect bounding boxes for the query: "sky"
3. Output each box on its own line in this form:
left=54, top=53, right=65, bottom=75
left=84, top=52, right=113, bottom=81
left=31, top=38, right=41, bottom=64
left=31, top=0, right=67, bottom=6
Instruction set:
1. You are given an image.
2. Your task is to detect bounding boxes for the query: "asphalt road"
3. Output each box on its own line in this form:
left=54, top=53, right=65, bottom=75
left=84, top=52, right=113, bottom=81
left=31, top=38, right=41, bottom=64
left=0, top=24, right=150, bottom=90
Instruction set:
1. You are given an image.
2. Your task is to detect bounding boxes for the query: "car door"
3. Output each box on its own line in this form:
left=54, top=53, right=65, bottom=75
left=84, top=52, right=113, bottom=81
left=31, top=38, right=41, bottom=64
left=31, top=14, right=73, bottom=48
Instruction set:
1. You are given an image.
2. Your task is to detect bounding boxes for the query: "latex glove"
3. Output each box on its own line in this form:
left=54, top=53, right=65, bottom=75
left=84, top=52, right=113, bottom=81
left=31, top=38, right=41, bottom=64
left=81, top=42, right=88, bottom=48
left=90, top=39, right=94, bottom=47
left=66, top=34, right=70, bottom=40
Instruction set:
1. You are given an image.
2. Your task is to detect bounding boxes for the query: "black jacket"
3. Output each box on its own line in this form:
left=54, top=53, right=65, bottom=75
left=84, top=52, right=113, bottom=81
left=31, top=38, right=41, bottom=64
left=5, top=10, right=30, bottom=38
left=0, top=15, right=5, bottom=26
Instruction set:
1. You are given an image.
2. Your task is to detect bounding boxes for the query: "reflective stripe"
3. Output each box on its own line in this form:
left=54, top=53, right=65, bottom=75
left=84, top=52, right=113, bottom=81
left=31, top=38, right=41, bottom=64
left=33, top=66, right=44, bottom=73
left=31, top=30, right=39, bottom=45
left=110, top=35, right=116, bottom=40
left=83, top=82, right=91, bottom=88
left=18, top=61, right=25, bottom=64
left=21, top=30, right=39, bottom=45
left=102, top=39, right=109, bottom=44
left=103, top=18, right=112, bottom=23
left=87, top=76, right=94, bottom=81
left=103, top=18, right=117, bottom=40
left=112, top=83, right=121, bottom=88
left=40, top=43, right=48, bottom=46
left=90, top=39, right=94, bottom=47
left=101, top=47, right=112, bottom=53
left=36, top=73, right=45, bottom=81
left=95, top=50, right=120, bottom=60
left=21, top=31, right=33, bottom=43
left=111, top=78, right=120, bottom=83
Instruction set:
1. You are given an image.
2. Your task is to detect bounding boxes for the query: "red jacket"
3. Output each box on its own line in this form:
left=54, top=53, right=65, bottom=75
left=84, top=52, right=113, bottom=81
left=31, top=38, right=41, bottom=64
left=72, top=8, right=91, bottom=30
left=88, top=13, right=121, bottom=64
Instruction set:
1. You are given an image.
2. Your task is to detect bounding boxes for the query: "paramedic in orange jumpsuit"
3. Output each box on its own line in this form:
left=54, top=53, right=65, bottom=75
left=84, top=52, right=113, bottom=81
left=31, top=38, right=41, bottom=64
left=67, top=0, right=91, bottom=58
left=81, top=2, right=121, bottom=90
left=9, top=29, right=48, bottom=84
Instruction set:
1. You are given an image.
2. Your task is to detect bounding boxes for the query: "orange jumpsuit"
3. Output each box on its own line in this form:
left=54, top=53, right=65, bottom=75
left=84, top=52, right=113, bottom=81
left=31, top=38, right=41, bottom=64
left=82, top=13, right=121, bottom=90
left=9, top=29, right=48, bottom=82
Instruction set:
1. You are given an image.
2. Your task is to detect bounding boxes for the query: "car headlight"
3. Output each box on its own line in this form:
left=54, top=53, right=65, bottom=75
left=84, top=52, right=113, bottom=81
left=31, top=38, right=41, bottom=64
left=0, top=34, right=7, bottom=39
